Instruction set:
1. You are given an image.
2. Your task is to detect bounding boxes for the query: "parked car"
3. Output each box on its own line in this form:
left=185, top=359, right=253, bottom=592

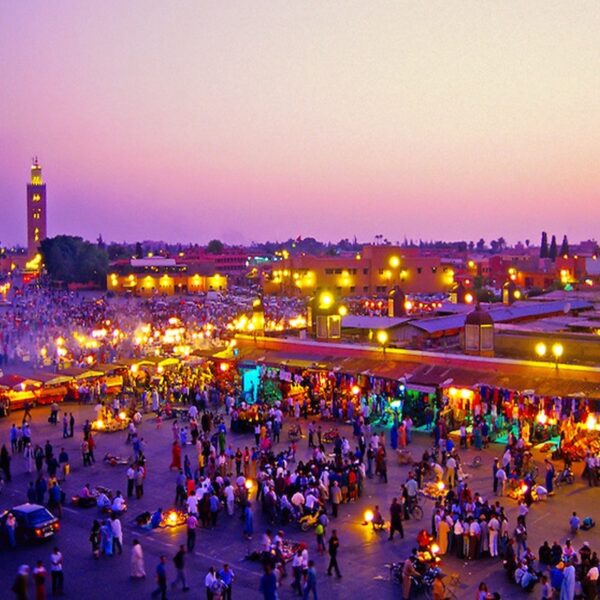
left=0, top=503, right=59, bottom=544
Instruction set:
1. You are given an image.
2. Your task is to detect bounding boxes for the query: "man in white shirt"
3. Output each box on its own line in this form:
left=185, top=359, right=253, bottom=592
left=224, top=483, right=235, bottom=516
left=186, top=491, right=198, bottom=516
left=488, top=516, right=500, bottom=557
left=204, top=567, right=216, bottom=597
left=495, top=467, right=507, bottom=496
left=111, top=491, right=126, bottom=513
left=405, top=476, right=419, bottom=498
left=446, top=456, right=457, bottom=488
left=50, top=547, right=64, bottom=596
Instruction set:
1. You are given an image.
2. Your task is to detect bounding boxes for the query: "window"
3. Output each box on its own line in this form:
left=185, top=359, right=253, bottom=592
left=363, top=269, right=369, bottom=275
left=325, top=269, right=334, bottom=275
left=336, top=286, right=342, bottom=293
left=363, top=286, right=369, bottom=292
left=431, top=267, right=437, bottom=273
left=376, top=286, right=387, bottom=293
left=378, top=269, right=384, bottom=275
left=349, top=286, right=356, bottom=293
left=32, top=194, right=41, bottom=202
left=334, top=269, right=342, bottom=274
left=417, top=267, right=422, bottom=274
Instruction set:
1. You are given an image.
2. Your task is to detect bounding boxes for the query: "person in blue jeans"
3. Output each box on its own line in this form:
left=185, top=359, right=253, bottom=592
left=303, top=561, right=318, bottom=600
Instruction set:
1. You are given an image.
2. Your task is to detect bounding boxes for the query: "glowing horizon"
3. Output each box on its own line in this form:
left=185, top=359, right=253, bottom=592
left=1, top=2, right=599, bottom=246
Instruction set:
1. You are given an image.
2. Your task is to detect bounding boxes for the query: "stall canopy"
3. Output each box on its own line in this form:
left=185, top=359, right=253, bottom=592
left=0, top=374, right=40, bottom=390
left=24, top=371, right=74, bottom=386
left=94, top=363, right=127, bottom=374
left=58, top=367, right=103, bottom=380
left=117, top=358, right=155, bottom=368
left=145, top=357, right=180, bottom=368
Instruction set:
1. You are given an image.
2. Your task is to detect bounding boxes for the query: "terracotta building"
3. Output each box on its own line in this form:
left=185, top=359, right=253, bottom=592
left=107, top=257, right=227, bottom=296
left=262, top=245, right=454, bottom=297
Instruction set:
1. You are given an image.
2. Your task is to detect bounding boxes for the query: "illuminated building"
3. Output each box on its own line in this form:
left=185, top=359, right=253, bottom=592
left=262, top=245, right=453, bottom=298
left=26, top=157, right=47, bottom=258
left=106, top=257, right=227, bottom=296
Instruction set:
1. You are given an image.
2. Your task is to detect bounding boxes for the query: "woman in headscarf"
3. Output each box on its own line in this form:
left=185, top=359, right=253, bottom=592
left=100, top=519, right=113, bottom=556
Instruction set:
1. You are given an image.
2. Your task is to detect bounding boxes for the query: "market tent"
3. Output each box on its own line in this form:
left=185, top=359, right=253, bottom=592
left=336, top=357, right=420, bottom=381
left=94, top=363, right=127, bottom=374
left=24, top=371, right=74, bottom=386
left=117, top=358, right=155, bottom=368
left=0, top=374, right=41, bottom=390
left=145, top=357, right=180, bottom=368
left=407, top=365, right=455, bottom=392
left=58, top=367, right=104, bottom=380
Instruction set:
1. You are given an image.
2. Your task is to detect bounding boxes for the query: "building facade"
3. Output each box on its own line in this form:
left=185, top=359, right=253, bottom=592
left=106, top=257, right=227, bottom=296
left=262, top=245, right=454, bottom=297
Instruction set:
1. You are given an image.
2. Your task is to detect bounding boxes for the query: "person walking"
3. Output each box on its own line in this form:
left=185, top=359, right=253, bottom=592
left=186, top=513, right=198, bottom=552
left=205, top=566, right=217, bottom=600
left=111, top=515, right=123, bottom=555
left=126, top=465, right=135, bottom=498
left=330, top=482, right=342, bottom=518
left=33, top=560, right=47, bottom=600
left=135, top=466, right=144, bottom=499
left=388, top=498, right=404, bottom=541
left=151, top=555, right=168, bottom=600
left=50, top=547, right=64, bottom=596
left=12, top=565, right=30, bottom=600
left=89, top=520, right=101, bottom=559
left=218, top=564, right=234, bottom=600
left=171, top=545, right=189, bottom=592
left=259, top=563, right=278, bottom=600
left=130, top=539, right=146, bottom=579
left=327, top=530, right=341, bottom=578
left=302, top=561, right=318, bottom=600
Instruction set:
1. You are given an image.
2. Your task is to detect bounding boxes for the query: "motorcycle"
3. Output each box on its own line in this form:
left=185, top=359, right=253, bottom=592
left=554, top=467, right=574, bottom=487
left=298, top=509, right=323, bottom=532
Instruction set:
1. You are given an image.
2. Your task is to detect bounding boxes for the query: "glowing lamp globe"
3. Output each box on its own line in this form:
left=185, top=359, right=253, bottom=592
left=364, top=510, right=374, bottom=523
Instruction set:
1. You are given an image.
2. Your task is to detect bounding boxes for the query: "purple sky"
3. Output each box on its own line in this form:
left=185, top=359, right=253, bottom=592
left=1, top=2, right=599, bottom=247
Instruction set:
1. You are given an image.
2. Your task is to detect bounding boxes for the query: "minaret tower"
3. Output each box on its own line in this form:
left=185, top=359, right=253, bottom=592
left=26, top=156, right=47, bottom=257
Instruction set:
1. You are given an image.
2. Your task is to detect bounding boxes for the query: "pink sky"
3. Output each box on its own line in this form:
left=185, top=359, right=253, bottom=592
left=1, top=2, right=599, bottom=246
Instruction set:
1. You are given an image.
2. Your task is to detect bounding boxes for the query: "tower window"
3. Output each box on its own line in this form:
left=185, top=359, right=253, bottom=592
left=32, top=194, right=41, bottom=202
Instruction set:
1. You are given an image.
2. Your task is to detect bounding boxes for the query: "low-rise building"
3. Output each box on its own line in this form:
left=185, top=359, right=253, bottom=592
left=106, top=257, right=227, bottom=296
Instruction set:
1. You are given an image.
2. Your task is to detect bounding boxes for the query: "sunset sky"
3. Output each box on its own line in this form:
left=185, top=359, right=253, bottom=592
left=1, top=2, right=599, bottom=246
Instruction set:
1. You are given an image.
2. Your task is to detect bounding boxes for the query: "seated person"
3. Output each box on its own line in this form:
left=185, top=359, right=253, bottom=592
left=96, top=491, right=111, bottom=510
left=371, top=505, right=385, bottom=530
left=519, top=567, right=538, bottom=591
left=417, top=529, right=431, bottom=550
left=111, top=491, right=126, bottom=513
left=80, top=484, right=92, bottom=498
left=150, top=507, right=163, bottom=529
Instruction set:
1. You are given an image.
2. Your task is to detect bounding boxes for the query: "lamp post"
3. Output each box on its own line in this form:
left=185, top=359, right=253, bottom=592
left=377, top=330, right=389, bottom=357
left=535, top=342, right=547, bottom=359
left=552, top=343, right=563, bottom=370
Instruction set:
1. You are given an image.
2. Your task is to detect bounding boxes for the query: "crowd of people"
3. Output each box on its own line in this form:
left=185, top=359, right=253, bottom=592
left=2, top=340, right=600, bottom=599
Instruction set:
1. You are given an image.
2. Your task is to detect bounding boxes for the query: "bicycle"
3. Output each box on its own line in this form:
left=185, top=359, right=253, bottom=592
left=407, top=495, right=424, bottom=521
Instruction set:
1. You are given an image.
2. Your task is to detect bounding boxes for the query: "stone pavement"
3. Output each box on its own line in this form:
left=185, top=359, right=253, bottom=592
left=0, top=403, right=598, bottom=600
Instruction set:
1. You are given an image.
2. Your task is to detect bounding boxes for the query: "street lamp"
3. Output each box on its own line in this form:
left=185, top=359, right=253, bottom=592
left=552, top=343, right=564, bottom=369
left=535, top=342, right=547, bottom=358
left=377, top=330, right=389, bottom=357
